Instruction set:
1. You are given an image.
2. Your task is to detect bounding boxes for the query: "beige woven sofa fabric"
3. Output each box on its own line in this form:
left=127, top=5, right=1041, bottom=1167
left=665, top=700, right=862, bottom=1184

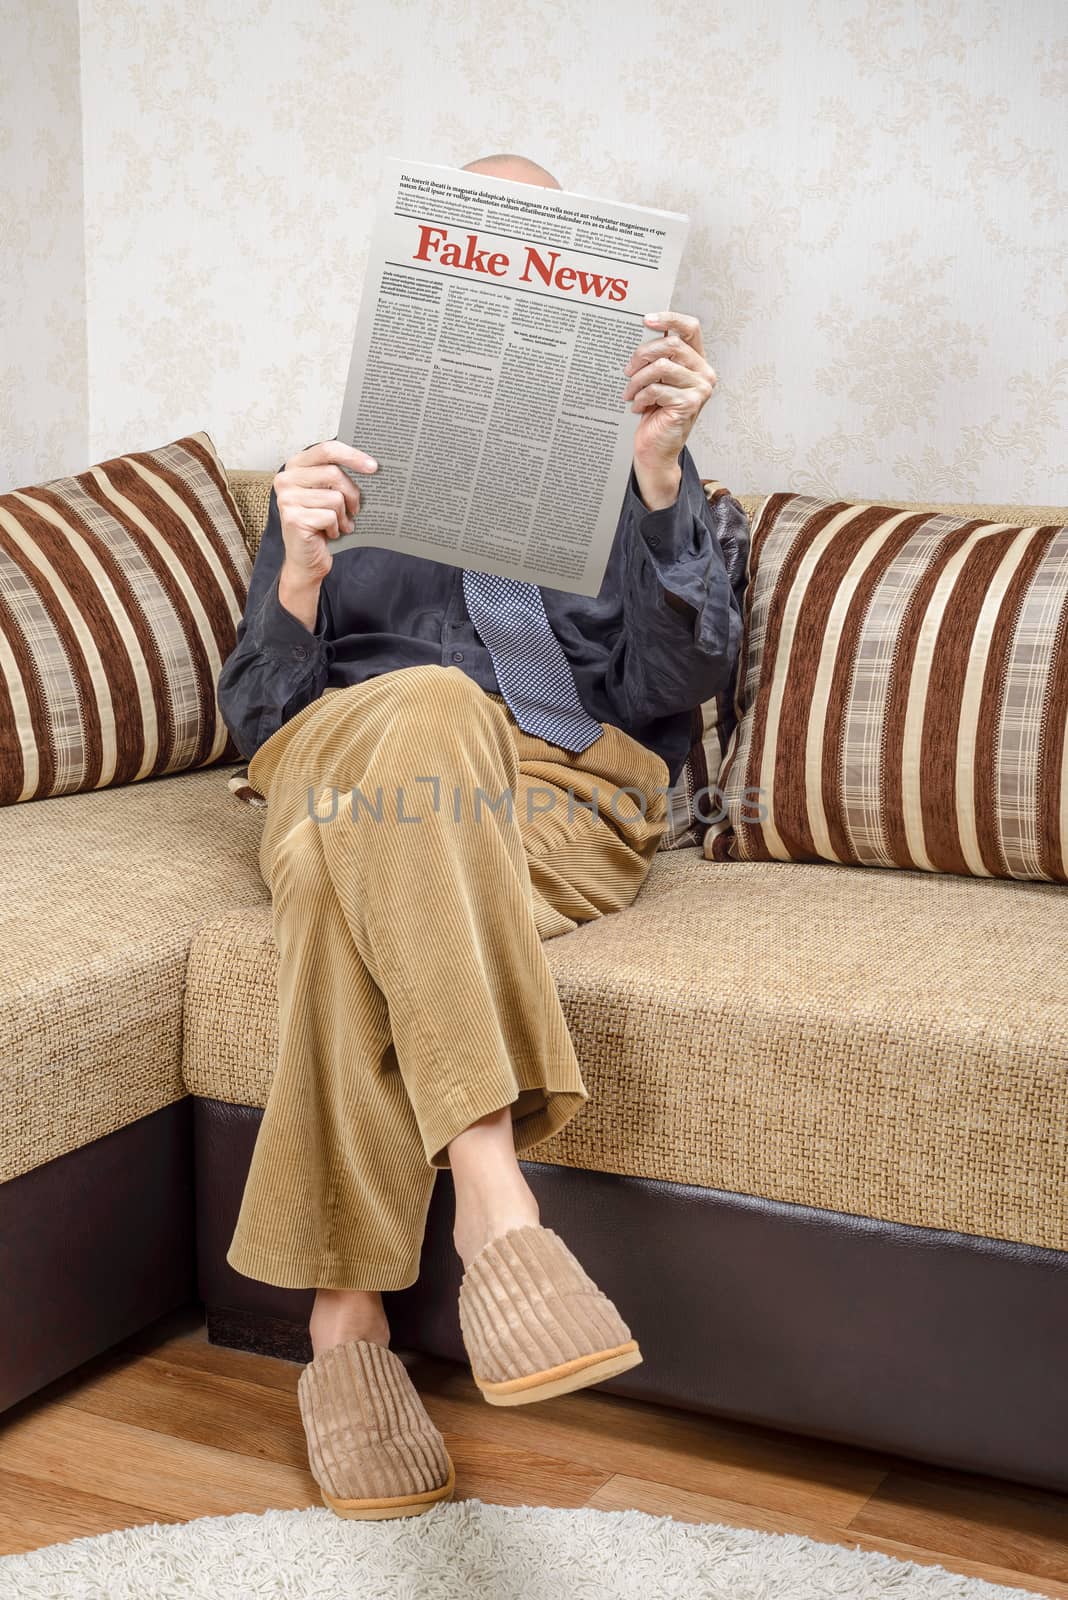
left=183, top=847, right=1068, bottom=1253
left=228, top=470, right=275, bottom=557
left=0, top=765, right=267, bottom=1182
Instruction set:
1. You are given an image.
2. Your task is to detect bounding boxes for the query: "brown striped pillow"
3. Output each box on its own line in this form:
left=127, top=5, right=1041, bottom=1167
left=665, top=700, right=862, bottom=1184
left=0, top=431, right=251, bottom=804
left=706, top=494, right=1068, bottom=883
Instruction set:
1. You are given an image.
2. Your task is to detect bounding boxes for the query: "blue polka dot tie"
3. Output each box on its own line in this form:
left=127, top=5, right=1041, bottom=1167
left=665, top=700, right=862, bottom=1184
left=461, top=569, right=604, bottom=754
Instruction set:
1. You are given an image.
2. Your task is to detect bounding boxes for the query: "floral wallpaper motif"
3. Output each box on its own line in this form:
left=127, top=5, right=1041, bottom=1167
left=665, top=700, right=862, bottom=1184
left=0, top=0, right=87, bottom=490
left=4, top=0, right=1066, bottom=505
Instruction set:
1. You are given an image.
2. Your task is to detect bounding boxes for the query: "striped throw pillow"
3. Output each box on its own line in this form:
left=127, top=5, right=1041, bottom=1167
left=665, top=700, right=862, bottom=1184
left=0, top=431, right=251, bottom=804
left=707, top=494, right=1068, bottom=882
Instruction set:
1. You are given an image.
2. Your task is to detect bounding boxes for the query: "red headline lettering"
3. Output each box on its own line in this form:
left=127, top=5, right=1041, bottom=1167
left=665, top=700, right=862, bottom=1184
left=411, top=225, right=629, bottom=303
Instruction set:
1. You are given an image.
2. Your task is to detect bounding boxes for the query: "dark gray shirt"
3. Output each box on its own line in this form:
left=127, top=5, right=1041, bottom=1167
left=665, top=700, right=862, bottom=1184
left=217, top=444, right=750, bottom=786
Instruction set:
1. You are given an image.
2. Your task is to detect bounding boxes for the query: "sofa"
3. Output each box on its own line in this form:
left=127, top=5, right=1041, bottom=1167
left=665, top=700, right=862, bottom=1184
left=2, top=461, right=1066, bottom=1498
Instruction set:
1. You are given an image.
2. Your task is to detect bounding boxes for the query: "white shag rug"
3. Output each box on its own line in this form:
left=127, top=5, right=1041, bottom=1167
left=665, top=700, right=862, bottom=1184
left=0, top=1499, right=1041, bottom=1600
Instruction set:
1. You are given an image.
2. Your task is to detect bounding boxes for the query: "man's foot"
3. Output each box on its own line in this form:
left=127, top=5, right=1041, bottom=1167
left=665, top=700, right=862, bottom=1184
left=457, top=1223, right=643, bottom=1406
left=299, top=1338, right=455, bottom=1519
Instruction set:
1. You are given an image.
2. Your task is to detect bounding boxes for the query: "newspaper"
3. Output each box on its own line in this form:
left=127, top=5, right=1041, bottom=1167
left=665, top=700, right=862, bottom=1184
left=332, top=158, right=689, bottom=596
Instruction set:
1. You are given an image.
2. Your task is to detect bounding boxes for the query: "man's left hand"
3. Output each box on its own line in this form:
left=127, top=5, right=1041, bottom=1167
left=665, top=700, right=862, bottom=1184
left=624, top=312, right=718, bottom=511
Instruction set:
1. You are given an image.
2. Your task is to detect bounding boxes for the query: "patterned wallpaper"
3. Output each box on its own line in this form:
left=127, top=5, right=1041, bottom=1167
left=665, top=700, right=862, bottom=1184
left=0, top=0, right=87, bottom=490
left=4, top=0, right=1066, bottom=504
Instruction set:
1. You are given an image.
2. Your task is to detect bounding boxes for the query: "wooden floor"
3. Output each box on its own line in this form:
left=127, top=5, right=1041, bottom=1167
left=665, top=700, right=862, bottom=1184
left=1, top=1307, right=1067, bottom=1597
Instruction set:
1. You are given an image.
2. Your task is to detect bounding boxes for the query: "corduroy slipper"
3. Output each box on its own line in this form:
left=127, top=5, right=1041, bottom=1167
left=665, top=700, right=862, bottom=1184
left=297, top=1337, right=455, bottom=1518
left=457, top=1223, right=643, bottom=1406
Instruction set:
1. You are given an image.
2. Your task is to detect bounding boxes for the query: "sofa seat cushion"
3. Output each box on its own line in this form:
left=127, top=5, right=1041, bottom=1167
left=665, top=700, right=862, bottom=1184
left=183, top=850, right=1067, bottom=1253
left=0, top=765, right=267, bottom=1182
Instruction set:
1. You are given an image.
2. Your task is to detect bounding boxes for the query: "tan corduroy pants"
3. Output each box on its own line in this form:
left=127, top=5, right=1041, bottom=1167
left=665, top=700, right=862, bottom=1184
left=226, top=664, right=669, bottom=1292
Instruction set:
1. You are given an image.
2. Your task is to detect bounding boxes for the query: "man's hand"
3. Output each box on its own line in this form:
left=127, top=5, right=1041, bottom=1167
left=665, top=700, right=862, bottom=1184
left=623, top=312, right=718, bottom=511
left=274, top=441, right=378, bottom=626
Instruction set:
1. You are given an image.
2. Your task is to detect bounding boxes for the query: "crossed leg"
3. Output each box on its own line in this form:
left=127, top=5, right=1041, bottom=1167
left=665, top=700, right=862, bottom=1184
left=225, top=664, right=669, bottom=1353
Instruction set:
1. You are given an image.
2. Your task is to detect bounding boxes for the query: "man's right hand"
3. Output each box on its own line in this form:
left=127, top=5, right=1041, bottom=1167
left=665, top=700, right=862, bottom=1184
left=274, top=440, right=379, bottom=592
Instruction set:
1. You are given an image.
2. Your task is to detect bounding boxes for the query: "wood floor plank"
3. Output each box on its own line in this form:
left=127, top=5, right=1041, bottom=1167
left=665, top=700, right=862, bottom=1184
left=587, top=1469, right=835, bottom=1530
left=146, top=1329, right=301, bottom=1394
left=851, top=1467, right=1068, bottom=1584
left=588, top=1474, right=1068, bottom=1599
left=0, top=1468, right=179, bottom=1558
left=59, top=1355, right=307, bottom=1468
left=447, top=1434, right=610, bottom=1510
left=0, top=1404, right=316, bottom=1523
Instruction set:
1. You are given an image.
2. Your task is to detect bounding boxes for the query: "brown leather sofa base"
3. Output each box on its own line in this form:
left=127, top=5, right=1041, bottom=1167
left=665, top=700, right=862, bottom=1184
left=0, top=1101, right=196, bottom=1412
left=195, top=1097, right=1068, bottom=1494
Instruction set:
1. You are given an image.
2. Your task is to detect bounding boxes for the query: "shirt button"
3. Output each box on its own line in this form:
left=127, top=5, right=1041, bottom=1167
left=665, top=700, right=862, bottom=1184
left=291, top=645, right=308, bottom=660
left=450, top=650, right=464, bottom=663
left=647, top=534, right=661, bottom=549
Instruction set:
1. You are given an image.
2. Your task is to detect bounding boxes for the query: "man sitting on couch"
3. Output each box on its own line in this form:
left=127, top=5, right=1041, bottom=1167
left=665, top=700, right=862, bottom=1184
left=216, top=151, right=749, bottom=1521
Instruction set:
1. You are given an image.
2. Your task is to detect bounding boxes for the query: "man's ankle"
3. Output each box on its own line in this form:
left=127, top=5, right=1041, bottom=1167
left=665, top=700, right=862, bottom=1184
left=453, top=1193, right=541, bottom=1272
left=310, top=1288, right=391, bottom=1357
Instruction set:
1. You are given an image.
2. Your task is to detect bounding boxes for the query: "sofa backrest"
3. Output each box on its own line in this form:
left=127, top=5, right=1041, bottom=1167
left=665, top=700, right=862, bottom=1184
left=223, top=468, right=1068, bottom=561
